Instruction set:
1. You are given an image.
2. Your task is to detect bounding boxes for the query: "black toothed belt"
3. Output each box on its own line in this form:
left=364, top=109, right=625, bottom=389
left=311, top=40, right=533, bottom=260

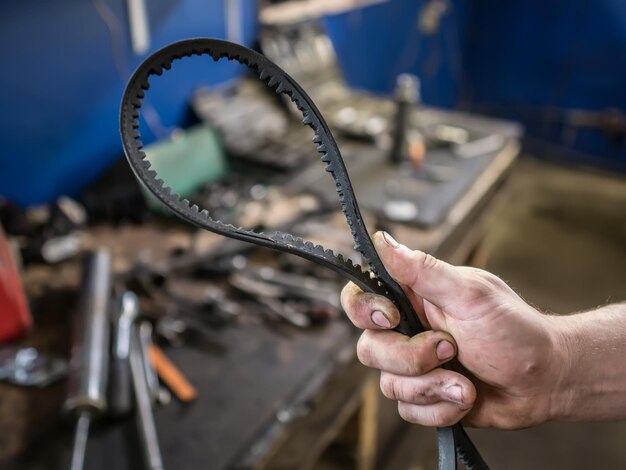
left=119, top=38, right=488, bottom=470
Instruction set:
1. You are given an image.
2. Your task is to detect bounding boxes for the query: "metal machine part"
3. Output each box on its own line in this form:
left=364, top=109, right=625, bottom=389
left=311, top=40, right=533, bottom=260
left=0, top=347, right=67, bottom=387
left=193, top=81, right=318, bottom=171
left=130, top=323, right=165, bottom=470
left=64, top=249, right=113, bottom=470
left=138, top=321, right=161, bottom=405
left=389, top=74, right=421, bottom=164
left=109, top=291, right=140, bottom=416
left=120, top=39, right=487, bottom=470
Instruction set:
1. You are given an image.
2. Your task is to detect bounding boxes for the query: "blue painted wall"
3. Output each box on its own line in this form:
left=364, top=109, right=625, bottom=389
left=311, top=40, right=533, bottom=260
left=325, top=0, right=467, bottom=108
left=461, top=0, right=626, bottom=170
left=0, top=0, right=257, bottom=205
left=325, top=0, right=626, bottom=170
left=2, top=0, right=625, bottom=206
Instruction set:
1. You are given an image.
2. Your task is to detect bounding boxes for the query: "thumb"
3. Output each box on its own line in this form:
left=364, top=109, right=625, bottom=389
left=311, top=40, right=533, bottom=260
left=373, top=231, right=466, bottom=307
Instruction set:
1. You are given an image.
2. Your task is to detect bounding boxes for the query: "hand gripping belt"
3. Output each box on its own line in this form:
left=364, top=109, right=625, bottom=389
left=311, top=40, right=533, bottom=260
left=119, top=38, right=489, bottom=470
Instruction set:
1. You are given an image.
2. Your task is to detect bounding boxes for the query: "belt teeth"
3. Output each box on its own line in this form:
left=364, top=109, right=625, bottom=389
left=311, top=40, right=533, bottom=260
left=120, top=38, right=401, bottom=321
left=121, top=35, right=476, bottom=462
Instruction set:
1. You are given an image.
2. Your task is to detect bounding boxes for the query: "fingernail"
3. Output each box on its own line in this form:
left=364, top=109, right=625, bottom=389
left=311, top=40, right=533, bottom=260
left=436, top=340, right=455, bottom=361
left=382, top=231, right=400, bottom=248
left=371, top=310, right=391, bottom=328
left=445, top=384, right=464, bottom=405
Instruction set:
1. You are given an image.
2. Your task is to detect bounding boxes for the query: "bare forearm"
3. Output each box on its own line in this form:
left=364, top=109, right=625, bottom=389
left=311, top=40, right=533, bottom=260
left=550, top=303, right=626, bottom=422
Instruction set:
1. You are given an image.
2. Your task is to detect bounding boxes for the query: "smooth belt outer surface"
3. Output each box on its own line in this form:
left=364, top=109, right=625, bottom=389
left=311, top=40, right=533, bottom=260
left=119, top=38, right=489, bottom=470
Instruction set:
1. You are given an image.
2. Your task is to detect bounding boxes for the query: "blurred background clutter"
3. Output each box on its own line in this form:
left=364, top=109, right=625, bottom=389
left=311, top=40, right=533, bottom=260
left=0, top=1, right=625, bottom=469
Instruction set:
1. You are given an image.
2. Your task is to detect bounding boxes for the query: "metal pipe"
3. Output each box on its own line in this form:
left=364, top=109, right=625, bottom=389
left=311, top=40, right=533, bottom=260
left=69, top=411, right=91, bottom=470
left=64, top=249, right=113, bottom=470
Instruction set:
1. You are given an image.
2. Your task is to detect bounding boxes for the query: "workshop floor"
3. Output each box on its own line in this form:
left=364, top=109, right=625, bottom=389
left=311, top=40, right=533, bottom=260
left=385, top=156, right=626, bottom=470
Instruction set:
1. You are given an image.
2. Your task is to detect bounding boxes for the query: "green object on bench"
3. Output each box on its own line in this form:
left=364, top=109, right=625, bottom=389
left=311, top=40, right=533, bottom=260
left=140, top=124, right=227, bottom=212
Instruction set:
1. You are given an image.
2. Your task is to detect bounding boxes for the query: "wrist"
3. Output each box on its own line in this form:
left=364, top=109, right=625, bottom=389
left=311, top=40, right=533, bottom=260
left=544, top=314, right=580, bottom=421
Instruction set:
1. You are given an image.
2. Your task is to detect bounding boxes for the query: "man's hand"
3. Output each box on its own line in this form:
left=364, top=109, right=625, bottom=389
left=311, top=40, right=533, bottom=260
left=341, top=231, right=569, bottom=429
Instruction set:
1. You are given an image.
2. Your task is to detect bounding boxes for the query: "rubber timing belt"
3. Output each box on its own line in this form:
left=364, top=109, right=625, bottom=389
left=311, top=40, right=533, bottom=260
left=120, top=38, right=488, bottom=470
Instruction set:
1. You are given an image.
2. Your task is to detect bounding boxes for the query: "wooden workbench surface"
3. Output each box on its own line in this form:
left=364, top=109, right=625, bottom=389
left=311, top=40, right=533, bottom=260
left=0, top=136, right=519, bottom=470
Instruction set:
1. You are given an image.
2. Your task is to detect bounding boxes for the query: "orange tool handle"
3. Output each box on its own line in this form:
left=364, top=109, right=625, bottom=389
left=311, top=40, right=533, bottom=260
left=148, top=344, right=197, bottom=402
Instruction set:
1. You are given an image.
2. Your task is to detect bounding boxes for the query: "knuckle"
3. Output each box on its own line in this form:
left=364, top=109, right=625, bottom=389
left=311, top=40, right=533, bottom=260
left=419, top=252, right=440, bottom=272
left=407, top=251, right=440, bottom=288
left=437, top=413, right=459, bottom=427
left=423, top=407, right=442, bottom=426
left=463, top=267, right=507, bottom=295
left=413, top=388, right=433, bottom=404
left=379, top=373, right=403, bottom=401
left=465, top=272, right=497, bottom=300
left=339, top=285, right=351, bottom=310
left=404, top=345, right=426, bottom=376
left=481, top=270, right=508, bottom=290
left=356, top=333, right=373, bottom=367
left=397, top=403, right=418, bottom=424
left=379, top=374, right=395, bottom=399
left=339, top=283, right=360, bottom=313
left=424, top=406, right=457, bottom=427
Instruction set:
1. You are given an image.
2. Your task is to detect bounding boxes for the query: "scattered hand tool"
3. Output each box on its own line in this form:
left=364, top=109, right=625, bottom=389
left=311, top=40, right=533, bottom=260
left=130, top=322, right=165, bottom=470
left=109, top=291, right=140, bottom=416
left=0, top=347, right=67, bottom=387
left=148, top=344, right=197, bottom=403
left=64, top=249, right=113, bottom=470
left=120, top=39, right=487, bottom=470
left=138, top=321, right=167, bottom=405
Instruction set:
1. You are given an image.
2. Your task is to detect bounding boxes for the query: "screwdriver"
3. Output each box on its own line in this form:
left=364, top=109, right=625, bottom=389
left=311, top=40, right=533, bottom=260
left=64, top=249, right=113, bottom=470
left=109, top=291, right=140, bottom=416
left=130, top=321, right=165, bottom=470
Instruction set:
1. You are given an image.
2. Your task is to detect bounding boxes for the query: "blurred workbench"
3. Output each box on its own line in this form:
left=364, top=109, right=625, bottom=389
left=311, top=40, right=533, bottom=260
left=0, top=134, right=519, bottom=470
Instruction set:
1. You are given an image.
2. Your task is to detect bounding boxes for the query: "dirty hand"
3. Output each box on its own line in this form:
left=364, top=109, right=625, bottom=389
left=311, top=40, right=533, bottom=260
left=341, top=231, right=568, bottom=429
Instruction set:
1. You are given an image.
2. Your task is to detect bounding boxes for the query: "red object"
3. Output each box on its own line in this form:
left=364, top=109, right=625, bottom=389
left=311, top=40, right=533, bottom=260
left=0, top=224, right=31, bottom=342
